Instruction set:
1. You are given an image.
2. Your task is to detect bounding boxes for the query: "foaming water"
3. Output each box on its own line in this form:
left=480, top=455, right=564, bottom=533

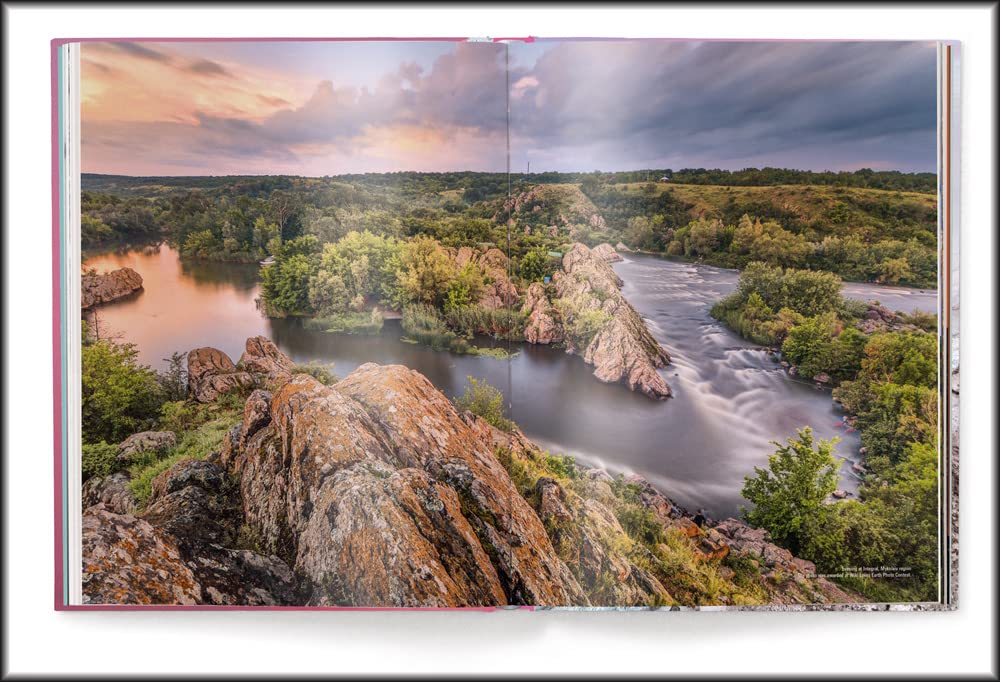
left=83, top=245, right=937, bottom=517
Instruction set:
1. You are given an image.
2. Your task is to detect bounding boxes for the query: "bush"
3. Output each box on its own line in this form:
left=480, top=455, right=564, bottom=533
left=554, top=298, right=611, bottom=350
left=82, top=441, right=120, bottom=481
left=453, top=376, right=511, bottom=430
left=518, top=248, right=554, bottom=282
left=444, top=262, right=486, bottom=311
left=615, top=503, right=666, bottom=546
left=736, top=262, right=842, bottom=317
left=544, top=454, right=580, bottom=480
left=900, top=309, right=937, bottom=332
left=741, top=428, right=841, bottom=554
left=82, top=339, right=165, bottom=444
left=158, top=400, right=200, bottom=432
left=781, top=313, right=839, bottom=377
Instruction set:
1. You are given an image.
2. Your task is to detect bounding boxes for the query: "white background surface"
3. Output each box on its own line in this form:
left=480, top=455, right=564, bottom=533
left=3, top=4, right=995, bottom=677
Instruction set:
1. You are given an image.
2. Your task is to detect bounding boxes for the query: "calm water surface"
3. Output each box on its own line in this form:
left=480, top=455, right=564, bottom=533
left=84, top=244, right=937, bottom=517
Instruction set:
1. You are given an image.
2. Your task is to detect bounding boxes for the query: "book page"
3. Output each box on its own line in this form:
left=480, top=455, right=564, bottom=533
left=506, top=38, right=953, bottom=608
left=70, top=39, right=526, bottom=607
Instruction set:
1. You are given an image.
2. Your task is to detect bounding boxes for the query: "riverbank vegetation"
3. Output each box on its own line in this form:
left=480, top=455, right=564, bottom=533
left=716, top=264, right=940, bottom=601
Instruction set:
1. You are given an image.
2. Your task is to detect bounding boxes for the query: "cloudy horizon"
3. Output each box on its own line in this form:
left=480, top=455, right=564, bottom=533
left=81, top=39, right=938, bottom=177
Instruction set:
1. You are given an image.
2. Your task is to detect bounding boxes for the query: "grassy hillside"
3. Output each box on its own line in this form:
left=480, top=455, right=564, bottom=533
left=507, top=180, right=937, bottom=288
left=615, top=182, right=937, bottom=243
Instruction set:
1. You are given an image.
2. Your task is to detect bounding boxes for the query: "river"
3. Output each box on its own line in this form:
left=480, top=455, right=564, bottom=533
left=83, top=244, right=937, bottom=517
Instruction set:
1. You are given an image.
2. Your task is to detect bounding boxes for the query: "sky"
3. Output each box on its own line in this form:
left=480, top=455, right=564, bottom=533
left=80, top=39, right=938, bottom=176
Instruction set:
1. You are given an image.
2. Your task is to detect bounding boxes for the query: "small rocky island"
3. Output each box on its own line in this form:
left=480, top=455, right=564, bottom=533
left=81, top=266, right=143, bottom=309
left=523, top=243, right=671, bottom=399
left=81, top=336, right=856, bottom=607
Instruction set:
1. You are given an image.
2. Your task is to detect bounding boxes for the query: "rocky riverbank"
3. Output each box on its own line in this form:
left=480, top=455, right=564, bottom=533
left=81, top=338, right=856, bottom=607
left=81, top=267, right=143, bottom=309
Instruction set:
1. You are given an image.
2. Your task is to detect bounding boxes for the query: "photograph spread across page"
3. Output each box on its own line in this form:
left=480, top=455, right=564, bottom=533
left=53, top=37, right=959, bottom=609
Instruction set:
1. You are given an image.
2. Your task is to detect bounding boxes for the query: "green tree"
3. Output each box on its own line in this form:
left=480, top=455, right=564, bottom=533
left=444, top=262, right=486, bottom=311
left=741, top=428, right=841, bottom=554
left=858, top=331, right=937, bottom=388
left=684, top=218, right=724, bottom=256
left=878, top=257, right=913, bottom=285
left=731, top=217, right=812, bottom=267
left=82, top=339, right=165, bottom=443
left=261, top=254, right=317, bottom=315
left=157, top=351, right=189, bottom=402
left=314, top=231, right=401, bottom=306
left=779, top=268, right=843, bottom=317
left=81, top=215, right=114, bottom=246
left=308, top=269, right=351, bottom=315
left=181, top=229, right=219, bottom=258
left=518, top=248, right=551, bottom=282
left=398, top=235, right=455, bottom=305
left=781, top=313, right=838, bottom=378
left=252, top=216, right=280, bottom=252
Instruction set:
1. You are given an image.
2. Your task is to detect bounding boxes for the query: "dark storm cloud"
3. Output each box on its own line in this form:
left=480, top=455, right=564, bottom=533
left=510, top=41, right=938, bottom=172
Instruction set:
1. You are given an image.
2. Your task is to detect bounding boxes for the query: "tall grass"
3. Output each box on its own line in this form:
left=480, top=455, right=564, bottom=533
left=303, top=310, right=384, bottom=335
left=444, top=305, right=525, bottom=340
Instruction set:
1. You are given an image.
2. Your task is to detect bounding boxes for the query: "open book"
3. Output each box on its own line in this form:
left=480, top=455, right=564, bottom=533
left=54, top=37, right=959, bottom=610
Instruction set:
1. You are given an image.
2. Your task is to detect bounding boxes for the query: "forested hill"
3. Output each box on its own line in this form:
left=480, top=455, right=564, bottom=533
left=80, top=168, right=938, bottom=287
left=82, top=166, right=936, bottom=198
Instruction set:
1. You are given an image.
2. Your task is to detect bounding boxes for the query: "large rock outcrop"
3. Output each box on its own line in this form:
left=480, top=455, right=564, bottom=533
left=82, top=506, right=201, bottom=605
left=450, top=246, right=517, bottom=311
left=237, top=336, right=295, bottom=388
left=592, top=242, right=623, bottom=263
left=81, top=457, right=299, bottom=606
left=116, top=430, right=176, bottom=465
left=521, top=282, right=563, bottom=345
left=711, top=518, right=856, bottom=605
left=554, top=243, right=672, bottom=399
left=222, top=364, right=589, bottom=607
left=856, top=303, right=921, bottom=335
left=187, top=337, right=295, bottom=402
left=81, top=472, right=138, bottom=515
left=81, top=267, right=143, bottom=309
left=187, top=347, right=255, bottom=402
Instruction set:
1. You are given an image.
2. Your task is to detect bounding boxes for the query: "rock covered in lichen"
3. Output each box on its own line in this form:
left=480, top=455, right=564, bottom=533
left=555, top=243, right=671, bottom=399
left=81, top=267, right=143, bottom=309
left=223, top=364, right=589, bottom=607
left=521, top=282, right=563, bottom=345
